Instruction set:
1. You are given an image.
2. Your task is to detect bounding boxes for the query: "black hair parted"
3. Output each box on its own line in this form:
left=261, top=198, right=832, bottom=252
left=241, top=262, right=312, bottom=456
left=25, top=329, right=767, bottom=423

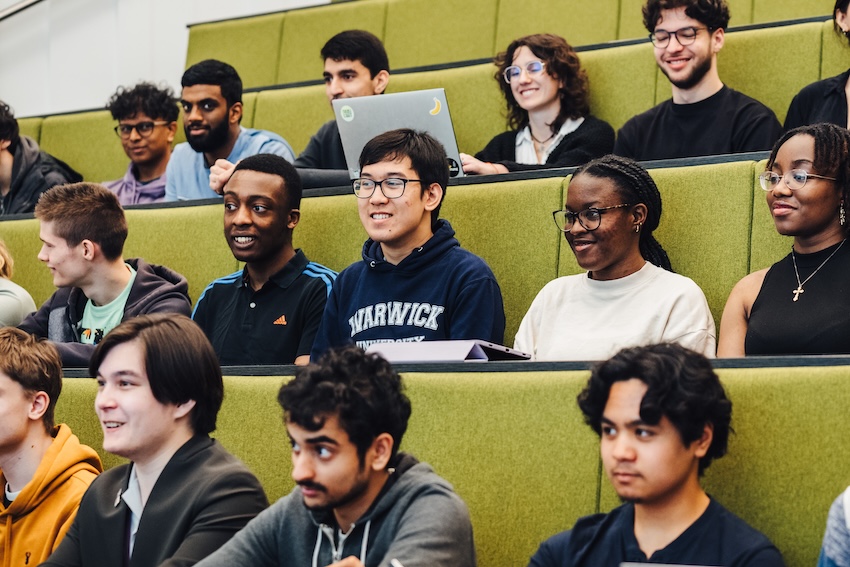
left=232, top=153, right=303, bottom=211
left=573, top=155, right=672, bottom=271
left=836, top=0, right=850, bottom=46
left=106, top=82, right=179, bottom=122
left=578, top=343, right=732, bottom=475
left=181, top=59, right=243, bottom=107
left=0, top=100, right=20, bottom=154
left=278, top=345, right=411, bottom=463
left=321, top=30, right=390, bottom=77
left=642, top=0, right=730, bottom=33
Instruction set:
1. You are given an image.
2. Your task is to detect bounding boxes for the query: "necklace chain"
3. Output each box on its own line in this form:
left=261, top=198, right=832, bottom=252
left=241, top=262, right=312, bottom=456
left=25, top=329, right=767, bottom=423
left=530, top=130, right=556, bottom=146
left=790, top=239, right=846, bottom=302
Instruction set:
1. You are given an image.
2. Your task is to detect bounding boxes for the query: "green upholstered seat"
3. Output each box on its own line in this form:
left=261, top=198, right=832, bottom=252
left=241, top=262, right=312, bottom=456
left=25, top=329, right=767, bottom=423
left=17, top=116, right=43, bottom=144
left=253, top=85, right=331, bottom=157
left=276, top=0, right=388, bottom=85
left=387, top=64, right=505, bottom=157
left=752, top=1, right=831, bottom=23
left=383, top=0, right=498, bottom=69
left=185, top=13, right=286, bottom=90
left=295, top=193, right=366, bottom=273
left=0, top=216, right=55, bottom=306
left=39, top=110, right=128, bottom=182
left=821, top=19, right=849, bottom=80
left=493, top=0, right=619, bottom=54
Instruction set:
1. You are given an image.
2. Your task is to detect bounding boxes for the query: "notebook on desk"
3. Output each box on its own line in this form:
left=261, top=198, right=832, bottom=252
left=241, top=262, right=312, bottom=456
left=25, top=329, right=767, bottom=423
left=333, top=88, right=465, bottom=179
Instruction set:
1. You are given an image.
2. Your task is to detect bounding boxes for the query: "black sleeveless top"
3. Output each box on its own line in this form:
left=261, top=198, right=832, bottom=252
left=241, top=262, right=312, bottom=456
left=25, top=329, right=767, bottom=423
left=745, top=240, right=850, bottom=355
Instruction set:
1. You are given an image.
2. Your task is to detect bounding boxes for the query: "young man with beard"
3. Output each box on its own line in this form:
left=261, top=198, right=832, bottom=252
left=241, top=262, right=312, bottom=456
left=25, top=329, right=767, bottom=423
left=528, top=343, right=784, bottom=567
left=194, top=345, right=476, bottom=567
left=165, top=60, right=295, bottom=202
left=192, top=154, right=336, bottom=365
left=104, top=82, right=178, bottom=205
left=613, top=0, right=781, bottom=161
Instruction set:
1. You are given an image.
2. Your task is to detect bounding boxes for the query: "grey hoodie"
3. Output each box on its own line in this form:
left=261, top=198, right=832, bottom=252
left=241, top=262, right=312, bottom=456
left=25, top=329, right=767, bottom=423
left=194, top=453, right=476, bottom=567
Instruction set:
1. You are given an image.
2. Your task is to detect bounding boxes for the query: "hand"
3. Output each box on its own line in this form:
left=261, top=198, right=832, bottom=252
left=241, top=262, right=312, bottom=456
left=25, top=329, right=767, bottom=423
left=210, top=159, right=237, bottom=194
left=327, top=557, right=365, bottom=567
left=459, top=153, right=507, bottom=175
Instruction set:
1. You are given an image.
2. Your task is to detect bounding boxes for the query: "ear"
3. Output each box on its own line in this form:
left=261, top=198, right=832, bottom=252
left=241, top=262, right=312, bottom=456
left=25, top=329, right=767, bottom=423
left=287, top=208, right=301, bottom=230
left=368, top=432, right=394, bottom=472
left=228, top=102, right=243, bottom=125
left=166, top=121, right=177, bottom=144
left=172, top=399, right=197, bottom=420
left=422, top=182, right=443, bottom=212
left=0, top=139, right=11, bottom=152
left=80, top=239, right=98, bottom=261
left=692, top=423, right=714, bottom=458
left=631, top=203, right=648, bottom=227
left=711, top=27, right=725, bottom=53
left=372, top=70, right=390, bottom=95
left=837, top=8, right=850, bottom=32
left=28, top=391, right=50, bottom=422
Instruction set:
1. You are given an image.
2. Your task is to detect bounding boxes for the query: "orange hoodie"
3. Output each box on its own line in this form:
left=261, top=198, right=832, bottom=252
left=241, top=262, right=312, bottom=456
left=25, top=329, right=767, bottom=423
left=0, top=424, right=102, bottom=567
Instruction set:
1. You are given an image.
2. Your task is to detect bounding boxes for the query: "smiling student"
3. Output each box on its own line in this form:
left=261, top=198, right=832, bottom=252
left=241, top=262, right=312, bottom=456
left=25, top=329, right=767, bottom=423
left=613, top=0, right=781, bottom=161
left=310, top=128, right=505, bottom=357
left=193, top=154, right=336, bottom=365
left=41, top=314, right=268, bottom=567
left=195, top=345, right=475, bottom=567
left=528, top=343, right=784, bottom=567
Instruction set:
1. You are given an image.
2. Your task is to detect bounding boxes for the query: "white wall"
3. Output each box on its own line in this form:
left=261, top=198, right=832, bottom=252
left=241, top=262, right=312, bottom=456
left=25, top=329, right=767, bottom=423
left=0, top=0, right=327, bottom=118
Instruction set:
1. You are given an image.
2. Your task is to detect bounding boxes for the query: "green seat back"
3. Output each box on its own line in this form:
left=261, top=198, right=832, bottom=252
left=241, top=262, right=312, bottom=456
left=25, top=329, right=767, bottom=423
left=493, top=0, right=619, bottom=52
left=821, top=19, right=849, bottom=79
left=18, top=116, right=43, bottom=144
left=296, top=193, right=365, bottom=273
left=39, top=110, right=127, bottom=182
left=253, top=85, right=331, bottom=157
left=752, top=1, right=831, bottom=23
left=0, top=217, right=54, bottom=306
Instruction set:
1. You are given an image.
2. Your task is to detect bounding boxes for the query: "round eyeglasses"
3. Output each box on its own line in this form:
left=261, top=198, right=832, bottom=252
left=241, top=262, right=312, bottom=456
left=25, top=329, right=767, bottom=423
left=353, top=177, right=421, bottom=199
left=503, top=61, right=546, bottom=83
left=758, top=170, right=837, bottom=192
left=552, top=204, right=632, bottom=233
left=649, top=26, right=708, bottom=48
left=114, top=121, right=170, bottom=139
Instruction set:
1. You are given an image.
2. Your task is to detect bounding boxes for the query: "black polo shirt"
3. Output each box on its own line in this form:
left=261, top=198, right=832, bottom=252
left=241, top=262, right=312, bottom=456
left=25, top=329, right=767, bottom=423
left=192, top=250, right=336, bottom=365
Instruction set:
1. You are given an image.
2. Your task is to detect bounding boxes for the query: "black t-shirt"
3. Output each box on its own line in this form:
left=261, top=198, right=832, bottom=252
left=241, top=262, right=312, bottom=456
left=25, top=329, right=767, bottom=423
left=783, top=69, right=850, bottom=131
left=614, top=86, right=782, bottom=161
left=528, top=499, right=784, bottom=567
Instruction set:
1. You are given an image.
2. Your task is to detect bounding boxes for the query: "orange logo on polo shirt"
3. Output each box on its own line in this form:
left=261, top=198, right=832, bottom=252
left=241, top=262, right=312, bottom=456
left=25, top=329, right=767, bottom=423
left=273, top=314, right=287, bottom=326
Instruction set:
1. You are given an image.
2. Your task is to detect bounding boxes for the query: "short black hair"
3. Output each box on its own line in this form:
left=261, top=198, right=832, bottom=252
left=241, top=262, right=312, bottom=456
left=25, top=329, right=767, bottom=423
left=90, top=314, right=224, bottom=436
left=278, top=345, right=411, bottom=463
left=231, top=153, right=303, bottom=211
left=577, top=343, right=732, bottom=475
left=106, top=82, right=179, bottom=122
left=0, top=100, right=20, bottom=154
left=836, top=0, right=850, bottom=46
left=181, top=59, right=243, bottom=107
left=321, top=30, right=390, bottom=77
left=642, top=0, right=730, bottom=33
left=359, top=128, right=448, bottom=224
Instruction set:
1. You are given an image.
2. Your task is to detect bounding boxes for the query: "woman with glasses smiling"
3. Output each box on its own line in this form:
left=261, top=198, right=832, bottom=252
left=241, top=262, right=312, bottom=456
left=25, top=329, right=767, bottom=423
left=459, top=34, right=614, bottom=175
left=719, top=123, right=850, bottom=356
left=514, top=155, right=715, bottom=361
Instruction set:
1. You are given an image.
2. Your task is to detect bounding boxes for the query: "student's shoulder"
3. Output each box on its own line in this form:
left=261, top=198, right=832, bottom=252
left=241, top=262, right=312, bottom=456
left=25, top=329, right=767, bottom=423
left=619, top=100, right=670, bottom=131
left=708, top=500, right=783, bottom=561
left=723, top=87, right=778, bottom=116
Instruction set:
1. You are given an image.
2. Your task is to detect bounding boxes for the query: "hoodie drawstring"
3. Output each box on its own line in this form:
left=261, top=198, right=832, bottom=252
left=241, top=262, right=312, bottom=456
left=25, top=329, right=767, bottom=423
left=312, top=520, right=372, bottom=566
left=311, top=525, right=324, bottom=567
left=359, top=520, right=371, bottom=562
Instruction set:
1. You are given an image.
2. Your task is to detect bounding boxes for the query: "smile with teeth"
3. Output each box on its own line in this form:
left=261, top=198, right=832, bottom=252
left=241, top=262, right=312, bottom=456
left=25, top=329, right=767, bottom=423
left=233, top=236, right=255, bottom=244
left=103, top=422, right=123, bottom=429
left=371, top=213, right=391, bottom=220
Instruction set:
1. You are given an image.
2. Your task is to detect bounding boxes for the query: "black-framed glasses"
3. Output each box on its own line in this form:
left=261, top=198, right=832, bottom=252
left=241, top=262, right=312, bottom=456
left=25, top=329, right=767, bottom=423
left=758, top=170, right=837, bottom=192
left=503, top=61, right=546, bottom=83
left=649, top=26, right=708, bottom=48
left=353, top=177, right=421, bottom=199
left=114, top=121, right=170, bottom=139
left=552, top=204, right=632, bottom=233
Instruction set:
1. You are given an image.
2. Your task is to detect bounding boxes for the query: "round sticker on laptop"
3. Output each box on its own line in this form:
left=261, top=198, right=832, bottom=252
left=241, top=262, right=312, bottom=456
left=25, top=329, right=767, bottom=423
left=340, top=105, right=355, bottom=122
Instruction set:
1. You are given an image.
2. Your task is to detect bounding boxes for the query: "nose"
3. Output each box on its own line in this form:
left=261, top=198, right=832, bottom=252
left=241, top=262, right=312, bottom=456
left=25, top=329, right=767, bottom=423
left=95, top=384, right=116, bottom=412
left=327, top=77, right=344, bottom=99
left=37, top=244, right=48, bottom=263
left=291, top=451, right=314, bottom=483
left=186, top=105, right=203, bottom=123
left=232, top=203, right=252, bottom=226
left=369, top=184, right=389, bottom=205
left=771, top=175, right=793, bottom=197
left=128, top=126, right=142, bottom=141
left=518, top=67, right=533, bottom=83
left=611, top=434, right=636, bottom=462
left=665, top=33, right=684, bottom=52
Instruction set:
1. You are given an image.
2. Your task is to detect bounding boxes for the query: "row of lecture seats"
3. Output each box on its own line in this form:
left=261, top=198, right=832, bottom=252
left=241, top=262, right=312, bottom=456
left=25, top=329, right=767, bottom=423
left=0, top=157, right=791, bottom=344
left=185, top=0, right=832, bottom=86
left=16, top=18, right=846, bottom=185
left=54, top=362, right=850, bottom=567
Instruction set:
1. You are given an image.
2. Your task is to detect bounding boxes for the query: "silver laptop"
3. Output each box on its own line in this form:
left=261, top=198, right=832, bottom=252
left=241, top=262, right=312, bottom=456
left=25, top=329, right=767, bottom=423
left=333, top=88, right=465, bottom=179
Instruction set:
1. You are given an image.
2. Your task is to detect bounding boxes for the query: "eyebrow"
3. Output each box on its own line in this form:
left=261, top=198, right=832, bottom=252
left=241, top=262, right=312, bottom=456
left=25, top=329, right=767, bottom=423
left=304, top=435, right=339, bottom=446
left=181, top=98, right=218, bottom=106
left=600, top=416, right=651, bottom=428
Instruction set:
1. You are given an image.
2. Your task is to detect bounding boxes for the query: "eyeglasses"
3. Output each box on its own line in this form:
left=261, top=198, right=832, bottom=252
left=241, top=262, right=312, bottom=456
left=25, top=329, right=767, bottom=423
left=503, top=61, right=547, bottom=83
left=114, top=121, right=170, bottom=139
left=353, top=177, right=421, bottom=199
left=552, top=204, right=632, bottom=233
left=649, top=26, right=708, bottom=48
left=758, top=169, right=837, bottom=192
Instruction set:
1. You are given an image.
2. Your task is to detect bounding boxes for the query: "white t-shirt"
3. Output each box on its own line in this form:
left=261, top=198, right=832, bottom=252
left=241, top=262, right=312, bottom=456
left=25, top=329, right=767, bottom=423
left=514, top=262, right=716, bottom=361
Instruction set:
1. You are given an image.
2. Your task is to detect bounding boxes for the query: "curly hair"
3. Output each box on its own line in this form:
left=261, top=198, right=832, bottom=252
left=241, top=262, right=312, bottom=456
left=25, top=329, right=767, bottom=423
left=278, top=345, right=411, bottom=463
left=767, top=123, right=850, bottom=236
left=0, top=100, right=20, bottom=154
left=106, top=82, right=179, bottom=122
left=642, top=0, right=730, bottom=33
left=578, top=343, right=732, bottom=475
left=572, top=155, right=672, bottom=271
left=495, top=34, right=589, bottom=134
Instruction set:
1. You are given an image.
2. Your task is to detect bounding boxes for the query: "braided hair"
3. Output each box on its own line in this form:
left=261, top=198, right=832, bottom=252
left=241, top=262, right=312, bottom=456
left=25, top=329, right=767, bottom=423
left=572, top=155, right=673, bottom=271
left=768, top=123, right=850, bottom=235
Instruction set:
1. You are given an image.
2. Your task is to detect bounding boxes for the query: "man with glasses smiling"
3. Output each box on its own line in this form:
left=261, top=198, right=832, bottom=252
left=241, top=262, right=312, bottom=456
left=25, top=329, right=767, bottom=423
left=105, top=82, right=178, bottom=205
left=613, top=0, right=781, bottom=161
left=310, top=129, right=505, bottom=357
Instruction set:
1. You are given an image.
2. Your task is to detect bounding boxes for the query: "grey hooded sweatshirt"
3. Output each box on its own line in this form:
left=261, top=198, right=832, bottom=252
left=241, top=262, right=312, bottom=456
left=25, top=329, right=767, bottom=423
left=194, top=453, right=476, bottom=567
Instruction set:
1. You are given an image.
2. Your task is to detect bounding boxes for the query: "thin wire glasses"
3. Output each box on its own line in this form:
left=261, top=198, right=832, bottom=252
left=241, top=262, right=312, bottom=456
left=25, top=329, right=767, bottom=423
left=758, top=170, right=837, bottom=192
left=353, top=178, right=421, bottom=199
left=503, top=61, right=547, bottom=83
left=552, top=204, right=632, bottom=233
left=649, top=26, right=707, bottom=48
left=114, top=121, right=170, bottom=139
